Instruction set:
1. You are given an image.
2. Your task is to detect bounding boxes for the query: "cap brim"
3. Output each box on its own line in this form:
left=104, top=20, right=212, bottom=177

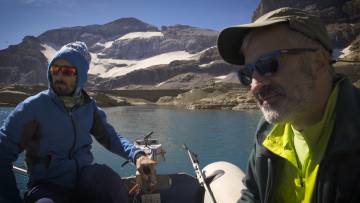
left=217, top=19, right=288, bottom=65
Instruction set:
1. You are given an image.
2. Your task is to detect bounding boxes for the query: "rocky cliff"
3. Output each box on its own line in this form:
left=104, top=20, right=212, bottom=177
left=98, top=25, right=217, bottom=60
left=0, top=36, right=48, bottom=85
left=0, top=17, right=226, bottom=91
left=253, top=0, right=360, bottom=49
left=38, top=18, right=159, bottom=49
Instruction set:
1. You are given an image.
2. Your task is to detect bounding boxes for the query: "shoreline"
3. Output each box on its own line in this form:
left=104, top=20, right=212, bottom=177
left=0, top=84, right=258, bottom=111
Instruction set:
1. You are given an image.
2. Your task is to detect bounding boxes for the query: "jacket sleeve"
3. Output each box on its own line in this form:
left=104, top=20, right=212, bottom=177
left=90, top=103, right=144, bottom=163
left=238, top=148, right=260, bottom=203
left=0, top=101, right=36, bottom=203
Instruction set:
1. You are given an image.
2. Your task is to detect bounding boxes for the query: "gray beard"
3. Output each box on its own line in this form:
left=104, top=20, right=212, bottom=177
left=260, top=81, right=315, bottom=124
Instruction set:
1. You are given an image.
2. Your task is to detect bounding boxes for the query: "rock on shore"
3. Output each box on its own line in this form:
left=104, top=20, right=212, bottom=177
left=157, top=82, right=258, bottom=111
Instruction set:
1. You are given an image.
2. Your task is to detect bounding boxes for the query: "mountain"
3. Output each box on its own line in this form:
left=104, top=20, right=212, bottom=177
left=97, top=25, right=217, bottom=60
left=0, top=36, right=48, bottom=85
left=1, top=1, right=359, bottom=90
left=38, top=18, right=159, bottom=49
left=0, top=17, right=237, bottom=90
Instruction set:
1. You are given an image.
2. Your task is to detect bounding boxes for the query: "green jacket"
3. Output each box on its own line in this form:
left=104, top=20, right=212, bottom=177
left=240, top=75, right=360, bottom=203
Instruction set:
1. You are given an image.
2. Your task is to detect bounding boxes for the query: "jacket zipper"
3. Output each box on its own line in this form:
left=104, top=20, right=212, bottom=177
left=315, top=154, right=332, bottom=203
left=68, top=111, right=79, bottom=179
left=264, top=158, right=273, bottom=203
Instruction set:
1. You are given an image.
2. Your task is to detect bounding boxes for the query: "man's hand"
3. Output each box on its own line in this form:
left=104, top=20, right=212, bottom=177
left=136, top=155, right=157, bottom=191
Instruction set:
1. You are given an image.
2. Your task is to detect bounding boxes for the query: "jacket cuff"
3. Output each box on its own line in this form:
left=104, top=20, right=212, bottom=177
left=133, top=151, right=146, bottom=164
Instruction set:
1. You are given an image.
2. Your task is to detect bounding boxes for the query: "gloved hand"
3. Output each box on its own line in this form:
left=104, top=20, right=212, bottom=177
left=136, top=155, right=157, bottom=192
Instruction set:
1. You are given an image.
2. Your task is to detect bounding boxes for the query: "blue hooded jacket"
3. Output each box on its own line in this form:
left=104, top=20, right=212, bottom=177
left=0, top=42, right=143, bottom=203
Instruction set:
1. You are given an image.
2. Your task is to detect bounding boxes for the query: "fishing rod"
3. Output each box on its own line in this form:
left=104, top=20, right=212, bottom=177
left=182, top=144, right=217, bottom=203
left=12, top=165, right=28, bottom=176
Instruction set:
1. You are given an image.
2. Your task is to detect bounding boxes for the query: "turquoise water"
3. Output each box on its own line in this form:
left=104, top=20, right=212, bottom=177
left=0, top=105, right=261, bottom=192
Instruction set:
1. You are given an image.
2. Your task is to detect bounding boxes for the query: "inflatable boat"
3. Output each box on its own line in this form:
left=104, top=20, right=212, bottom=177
left=14, top=133, right=245, bottom=203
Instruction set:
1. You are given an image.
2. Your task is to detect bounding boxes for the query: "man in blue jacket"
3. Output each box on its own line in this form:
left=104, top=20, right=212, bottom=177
left=0, top=41, right=156, bottom=203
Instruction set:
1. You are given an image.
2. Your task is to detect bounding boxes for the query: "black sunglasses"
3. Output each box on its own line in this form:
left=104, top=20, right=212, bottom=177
left=237, top=48, right=318, bottom=86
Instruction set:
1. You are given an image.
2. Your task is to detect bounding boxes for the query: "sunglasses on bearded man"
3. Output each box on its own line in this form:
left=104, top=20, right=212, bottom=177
left=50, top=65, right=77, bottom=77
left=238, top=48, right=318, bottom=86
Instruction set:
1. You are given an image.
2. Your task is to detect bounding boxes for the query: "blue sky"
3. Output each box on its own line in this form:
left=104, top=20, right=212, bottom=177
left=0, top=0, right=260, bottom=50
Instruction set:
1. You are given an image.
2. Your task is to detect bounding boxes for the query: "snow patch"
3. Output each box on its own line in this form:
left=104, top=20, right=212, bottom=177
left=40, top=44, right=57, bottom=62
left=88, top=53, right=133, bottom=76
left=215, top=75, right=227, bottom=80
left=156, top=81, right=166, bottom=87
left=102, top=51, right=198, bottom=78
left=89, top=51, right=199, bottom=78
left=199, top=46, right=216, bottom=54
left=94, top=32, right=163, bottom=51
left=199, top=61, right=216, bottom=67
left=215, top=72, right=240, bottom=83
left=95, top=41, right=114, bottom=49
left=119, top=32, right=164, bottom=40
left=338, top=45, right=352, bottom=59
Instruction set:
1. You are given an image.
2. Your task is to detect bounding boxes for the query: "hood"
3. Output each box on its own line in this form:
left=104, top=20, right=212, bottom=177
left=47, top=41, right=91, bottom=96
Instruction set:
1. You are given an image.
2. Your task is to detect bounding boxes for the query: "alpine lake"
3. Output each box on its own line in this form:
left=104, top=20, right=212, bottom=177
left=0, top=105, right=261, bottom=193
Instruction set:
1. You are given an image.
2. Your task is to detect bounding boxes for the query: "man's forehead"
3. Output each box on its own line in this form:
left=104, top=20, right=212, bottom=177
left=243, top=24, right=297, bottom=62
left=245, top=24, right=295, bottom=48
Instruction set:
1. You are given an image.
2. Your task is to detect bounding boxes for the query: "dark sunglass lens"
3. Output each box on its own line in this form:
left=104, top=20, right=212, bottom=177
left=256, top=58, right=279, bottom=76
left=237, top=67, right=252, bottom=86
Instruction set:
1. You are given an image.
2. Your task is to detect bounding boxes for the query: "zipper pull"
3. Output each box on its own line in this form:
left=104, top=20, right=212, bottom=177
left=295, top=177, right=305, bottom=188
left=300, top=178, right=304, bottom=187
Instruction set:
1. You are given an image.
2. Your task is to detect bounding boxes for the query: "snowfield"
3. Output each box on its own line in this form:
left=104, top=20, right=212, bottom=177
left=94, top=32, right=164, bottom=49
left=41, top=31, right=201, bottom=79
left=119, top=31, right=164, bottom=40
left=89, top=51, right=199, bottom=78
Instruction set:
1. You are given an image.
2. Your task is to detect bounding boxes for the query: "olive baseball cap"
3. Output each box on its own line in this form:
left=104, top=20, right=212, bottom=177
left=217, top=7, right=332, bottom=65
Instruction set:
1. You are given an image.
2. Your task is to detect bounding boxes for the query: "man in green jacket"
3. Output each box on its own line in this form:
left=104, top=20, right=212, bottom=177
left=217, top=7, right=360, bottom=203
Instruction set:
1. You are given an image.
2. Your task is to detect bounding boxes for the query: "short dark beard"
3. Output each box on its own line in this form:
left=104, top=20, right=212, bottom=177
left=53, top=81, right=75, bottom=96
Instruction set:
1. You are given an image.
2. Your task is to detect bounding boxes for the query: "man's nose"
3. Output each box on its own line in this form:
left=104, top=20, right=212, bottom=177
left=250, top=71, right=269, bottom=93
